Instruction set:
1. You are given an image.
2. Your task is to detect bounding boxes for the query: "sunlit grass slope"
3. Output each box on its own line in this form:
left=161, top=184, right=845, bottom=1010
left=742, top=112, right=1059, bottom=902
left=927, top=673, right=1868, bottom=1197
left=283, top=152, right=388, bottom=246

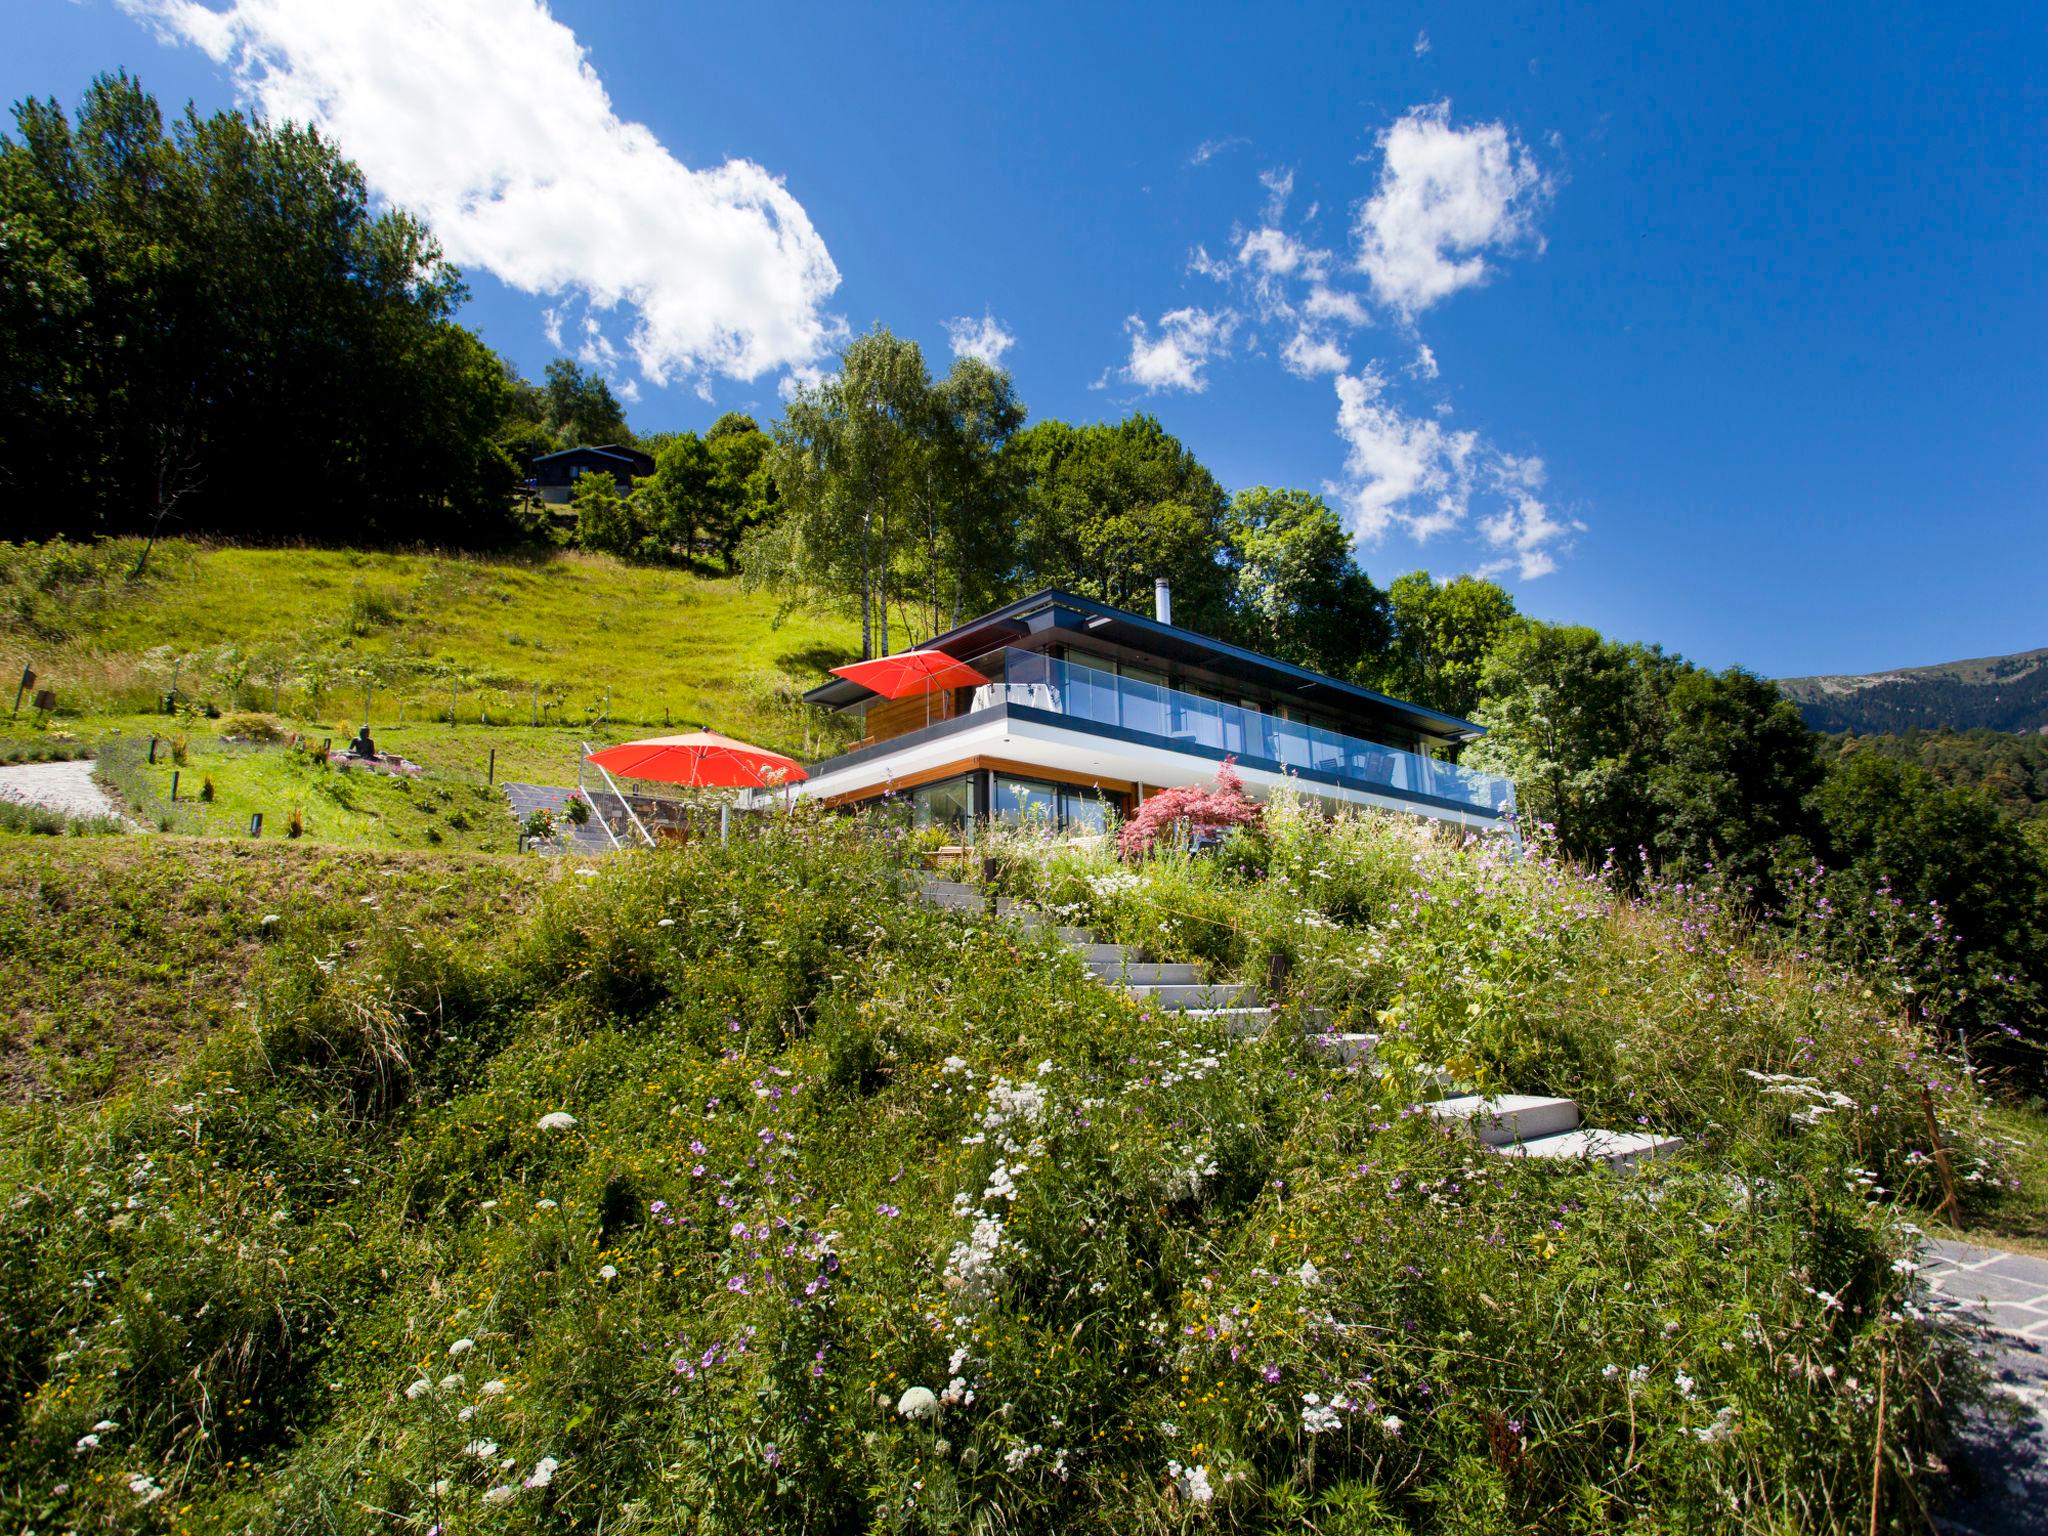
left=0, top=839, right=547, bottom=1103
left=0, top=807, right=2004, bottom=1534
left=4, top=540, right=859, bottom=759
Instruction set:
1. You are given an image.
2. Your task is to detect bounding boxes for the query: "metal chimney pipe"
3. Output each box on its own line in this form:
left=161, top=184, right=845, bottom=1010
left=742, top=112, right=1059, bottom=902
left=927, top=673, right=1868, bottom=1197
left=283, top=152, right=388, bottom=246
left=1154, top=578, right=1172, bottom=626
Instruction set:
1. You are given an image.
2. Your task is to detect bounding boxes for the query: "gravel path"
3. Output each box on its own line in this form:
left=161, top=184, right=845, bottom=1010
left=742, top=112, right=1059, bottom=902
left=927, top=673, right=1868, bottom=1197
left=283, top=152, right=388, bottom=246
left=1928, top=1239, right=2048, bottom=1534
left=0, top=758, right=129, bottom=825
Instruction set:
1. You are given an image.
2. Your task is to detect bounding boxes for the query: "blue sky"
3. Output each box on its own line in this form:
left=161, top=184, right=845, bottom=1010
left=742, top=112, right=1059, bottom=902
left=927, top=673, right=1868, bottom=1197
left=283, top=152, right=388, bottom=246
left=13, top=2, right=2045, bottom=677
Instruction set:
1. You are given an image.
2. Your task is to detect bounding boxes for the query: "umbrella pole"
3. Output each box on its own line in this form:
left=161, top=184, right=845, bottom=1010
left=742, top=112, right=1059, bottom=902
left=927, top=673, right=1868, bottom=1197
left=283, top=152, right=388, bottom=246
left=721, top=802, right=730, bottom=844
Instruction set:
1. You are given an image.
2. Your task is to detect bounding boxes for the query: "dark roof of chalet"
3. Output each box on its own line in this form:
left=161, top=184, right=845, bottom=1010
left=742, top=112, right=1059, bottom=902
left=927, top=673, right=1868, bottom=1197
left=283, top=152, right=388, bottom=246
left=533, top=443, right=656, bottom=473
left=802, top=588, right=1484, bottom=744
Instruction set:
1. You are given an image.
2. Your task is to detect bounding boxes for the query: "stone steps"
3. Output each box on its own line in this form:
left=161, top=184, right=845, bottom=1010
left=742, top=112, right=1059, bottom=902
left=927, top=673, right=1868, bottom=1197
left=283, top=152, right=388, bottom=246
left=1307, top=1031, right=1382, bottom=1065
left=1426, top=1093, right=1682, bottom=1170
left=1430, top=1093, right=1582, bottom=1147
left=1123, top=980, right=1262, bottom=1010
left=1088, top=959, right=1204, bottom=985
left=1496, top=1127, right=1685, bottom=1168
left=910, top=881, right=1683, bottom=1175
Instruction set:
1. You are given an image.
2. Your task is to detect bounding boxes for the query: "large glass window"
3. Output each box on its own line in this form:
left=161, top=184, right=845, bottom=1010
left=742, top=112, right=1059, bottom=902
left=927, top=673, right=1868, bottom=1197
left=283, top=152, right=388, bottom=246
left=993, top=774, right=1111, bottom=832
left=911, top=774, right=974, bottom=831
left=993, top=775, right=1057, bottom=824
left=1059, top=789, right=1108, bottom=834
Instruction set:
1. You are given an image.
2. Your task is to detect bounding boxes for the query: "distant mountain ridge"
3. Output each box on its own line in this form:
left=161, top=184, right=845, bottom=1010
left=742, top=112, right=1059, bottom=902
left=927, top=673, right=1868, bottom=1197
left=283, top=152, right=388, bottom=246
left=1778, top=647, right=2048, bottom=734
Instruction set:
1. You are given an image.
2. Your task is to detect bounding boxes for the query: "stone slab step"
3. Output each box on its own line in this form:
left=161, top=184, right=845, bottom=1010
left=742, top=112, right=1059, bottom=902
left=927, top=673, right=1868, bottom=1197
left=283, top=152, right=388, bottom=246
left=1306, top=1032, right=1381, bottom=1064
left=1176, top=1006, right=1276, bottom=1036
left=1123, top=981, right=1260, bottom=1011
left=1090, top=960, right=1202, bottom=985
left=1429, top=1094, right=1581, bottom=1147
left=1496, top=1128, right=1684, bottom=1169
left=918, top=883, right=987, bottom=913
left=1054, top=925, right=1095, bottom=945
left=1070, top=942, right=1130, bottom=964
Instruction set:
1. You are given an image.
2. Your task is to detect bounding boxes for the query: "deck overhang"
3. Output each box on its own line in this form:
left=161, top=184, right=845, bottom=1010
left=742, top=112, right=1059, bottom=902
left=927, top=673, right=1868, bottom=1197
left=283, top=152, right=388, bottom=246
left=780, top=704, right=1513, bottom=833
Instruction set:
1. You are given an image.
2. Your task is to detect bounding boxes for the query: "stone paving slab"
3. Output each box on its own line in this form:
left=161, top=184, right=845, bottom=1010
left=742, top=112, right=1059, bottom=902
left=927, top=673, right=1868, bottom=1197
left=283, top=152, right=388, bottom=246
left=500, top=782, right=619, bottom=854
left=1925, top=1238, right=2048, bottom=1342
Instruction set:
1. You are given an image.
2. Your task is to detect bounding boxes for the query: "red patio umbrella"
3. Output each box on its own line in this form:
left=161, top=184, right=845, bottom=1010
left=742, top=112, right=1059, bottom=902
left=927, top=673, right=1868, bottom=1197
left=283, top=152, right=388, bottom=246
left=586, top=731, right=808, bottom=788
left=829, top=650, right=988, bottom=699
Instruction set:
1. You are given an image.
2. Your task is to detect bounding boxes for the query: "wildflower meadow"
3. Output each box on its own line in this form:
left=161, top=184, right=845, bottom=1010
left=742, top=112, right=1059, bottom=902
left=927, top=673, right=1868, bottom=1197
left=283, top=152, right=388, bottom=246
left=0, top=802, right=2006, bottom=1533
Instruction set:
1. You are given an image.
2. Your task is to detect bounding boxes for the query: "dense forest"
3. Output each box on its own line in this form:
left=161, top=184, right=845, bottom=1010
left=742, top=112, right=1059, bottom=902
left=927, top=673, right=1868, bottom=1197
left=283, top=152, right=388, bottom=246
left=3, top=74, right=2042, bottom=1084
left=1781, top=649, right=2048, bottom=734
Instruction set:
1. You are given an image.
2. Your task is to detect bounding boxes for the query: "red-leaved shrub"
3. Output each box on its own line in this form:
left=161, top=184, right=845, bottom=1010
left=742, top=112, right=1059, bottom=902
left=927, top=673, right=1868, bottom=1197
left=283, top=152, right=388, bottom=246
left=1117, top=759, right=1264, bottom=859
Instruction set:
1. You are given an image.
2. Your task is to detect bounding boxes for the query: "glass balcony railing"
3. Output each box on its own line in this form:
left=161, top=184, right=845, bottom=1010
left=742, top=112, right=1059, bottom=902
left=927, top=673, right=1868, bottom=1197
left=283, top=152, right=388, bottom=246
left=969, top=648, right=1515, bottom=818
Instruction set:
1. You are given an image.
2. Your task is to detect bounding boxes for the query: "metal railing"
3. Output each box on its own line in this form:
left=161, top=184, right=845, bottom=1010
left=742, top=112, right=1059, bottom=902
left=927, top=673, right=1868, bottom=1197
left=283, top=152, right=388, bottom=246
left=581, top=741, right=654, bottom=848
left=980, top=649, right=1515, bottom=818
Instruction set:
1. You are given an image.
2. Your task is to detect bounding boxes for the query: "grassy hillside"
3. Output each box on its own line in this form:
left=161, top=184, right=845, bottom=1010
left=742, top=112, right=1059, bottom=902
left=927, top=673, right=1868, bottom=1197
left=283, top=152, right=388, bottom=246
left=0, top=538, right=862, bottom=848
left=0, top=840, right=547, bottom=1102
left=0, top=804, right=2017, bottom=1533
left=1, top=539, right=859, bottom=760
left=1781, top=646, right=2048, bottom=733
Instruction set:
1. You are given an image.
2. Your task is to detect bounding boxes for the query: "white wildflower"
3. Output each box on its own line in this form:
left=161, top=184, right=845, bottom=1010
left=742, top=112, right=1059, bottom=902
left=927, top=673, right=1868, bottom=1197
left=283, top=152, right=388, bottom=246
left=439, top=1373, right=465, bottom=1392
left=1168, top=1459, right=1214, bottom=1503
left=404, top=1377, right=433, bottom=1400
left=73, top=1434, right=100, bottom=1452
left=1381, top=1414, right=1403, bottom=1436
left=524, top=1455, right=560, bottom=1489
left=536, top=1112, right=578, bottom=1132
left=128, top=1473, right=165, bottom=1504
left=448, top=1338, right=476, bottom=1358
left=481, top=1484, right=518, bottom=1508
left=897, top=1386, right=938, bottom=1420
left=1296, top=1259, right=1320, bottom=1287
left=480, top=1380, right=508, bottom=1397
left=1693, top=1405, right=1738, bottom=1443
left=1301, top=1402, right=1342, bottom=1435
left=92, top=1420, right=117, bottom=1432
left=462, top=1438, right=500, bottom=1459
left=1675, top=1371, right=1697, bottom=1399
left=597, top=1264, right=619, bottom=1281
left=944, top=1216, right=1006, bottom=1304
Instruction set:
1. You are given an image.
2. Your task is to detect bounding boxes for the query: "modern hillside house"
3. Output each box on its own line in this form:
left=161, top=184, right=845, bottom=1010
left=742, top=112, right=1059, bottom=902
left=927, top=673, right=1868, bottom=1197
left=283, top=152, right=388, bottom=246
left=788, top=583, right=1516, bottom=837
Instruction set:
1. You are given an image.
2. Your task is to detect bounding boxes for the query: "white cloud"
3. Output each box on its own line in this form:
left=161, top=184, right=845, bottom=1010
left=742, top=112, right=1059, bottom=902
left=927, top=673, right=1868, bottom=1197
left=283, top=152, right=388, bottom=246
left=1409, top=343, right=1439, bottom=379
left=1413, top=29, right=1431, bottom=57
left=1476, top=454, right=1581, bottom=578
left=1303, top=285, right=1371, bottom=327
left=1120, top=306, right=1237, bottom=393
left=1187, top=244, right=1234, bottom=281
left=122, top=0, right=843, bottom=391
left=1281, top=329, right=1349, bottom=378
left=1237, top=227, right=1308, bottom=277
left=944, top=312, right=1016, bottom=366
left=1353, top=100, right=1548, bottom=317
left=1189, top=134, right=1248, bottom=166
left=1329, top=370, right=1576, bottom=577
left=1258, top=166, right=1294, bottom=220
left=1330, top=367, right=1478, bottom=541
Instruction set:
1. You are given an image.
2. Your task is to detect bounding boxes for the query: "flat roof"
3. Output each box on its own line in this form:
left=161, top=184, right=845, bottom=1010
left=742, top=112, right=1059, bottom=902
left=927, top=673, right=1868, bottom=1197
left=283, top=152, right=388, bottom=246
left=801, top=588, right=1483, bottom=743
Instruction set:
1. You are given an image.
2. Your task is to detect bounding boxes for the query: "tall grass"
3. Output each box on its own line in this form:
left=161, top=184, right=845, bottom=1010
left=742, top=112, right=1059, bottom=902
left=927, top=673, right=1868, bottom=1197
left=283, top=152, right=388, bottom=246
left=0, top=808, right=2001, bottom=1532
